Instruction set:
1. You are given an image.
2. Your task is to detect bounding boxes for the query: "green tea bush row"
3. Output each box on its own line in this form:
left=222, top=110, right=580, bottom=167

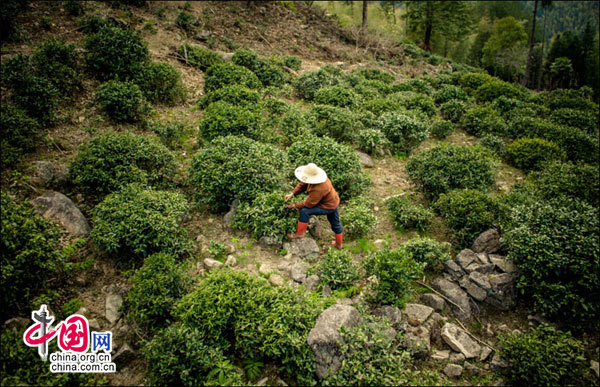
left=462, top=105, right=507, bottom=137
left=387, top=195, right=434, bottom=231
left=549, top=108, right=598, bottom=135
left=353, top=79, right=391, bottom=98
left=505, top=138, right=566, bottom=172
left=391, top=79, right=433, bottom=95
left=316, top=249, right=360, bottom=290
left=433, top=84, right=468, bottom=104
left=177, top=43, right=224, bottom=71
left=198, top=84, right=260, bottom=109
left=389, top=92, right=436, bottom=117
left=133, top=62, right=185, bottom=105
left=341, top=196, right=378, bottom=239
left=479, top=134, right=505, bottom=156
left=304, top=104, right=359, bottom=143
left=491, top=96, right=523, bottom=116
left=279, top=108, right=311, bottom=146
left=204, top=63, right=261, bottom=93
left=0, top=104, right=40, bottom=167
left=530, top=161, right=599, bottom=207
left=351, top=68, right=395, bottom=83
left=474, top=78, right=528, bottom=102
left=95, top=80, right=150, bottom=122
left=32, top=37, right=82, bottom=94
left=151, top=121, right=185, bottom=149
left=232, top=190, right=297, bottom=239
left=314, top=85, right=358, bottom=108
left=198, top=101, right=263, bottom=141
left=376, top=112, right=429, bottom=154
left=440, top=100, right=467, bottom=123
left=458, top=72, right=493, bottom=94
left=294, top=69, right=339, bottom=100
left=401, top=237, right=451, bottom=272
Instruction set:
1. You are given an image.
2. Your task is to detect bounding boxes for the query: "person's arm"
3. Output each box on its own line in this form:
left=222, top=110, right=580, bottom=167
left=295, top=186, right=323, bottom=209
left=291, top=182, right=307, bottom=196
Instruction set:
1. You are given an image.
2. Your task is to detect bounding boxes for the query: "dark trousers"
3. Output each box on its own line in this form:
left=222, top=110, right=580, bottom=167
left=299, top=206, right=343, bottom=235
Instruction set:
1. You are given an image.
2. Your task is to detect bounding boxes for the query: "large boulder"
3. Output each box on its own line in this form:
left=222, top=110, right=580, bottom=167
left=441, top=323, right=481, bottom=359
left=307, top=304, right=362, bottom=379
left=283, top=237, right=319, bottom=258
left=32, top=161, right=68, bottom=188
left=471, top=229, right=500, bottom=253
left=432, top=278, right=471, bottom=320
left=32, top=191, right=90, bottom=236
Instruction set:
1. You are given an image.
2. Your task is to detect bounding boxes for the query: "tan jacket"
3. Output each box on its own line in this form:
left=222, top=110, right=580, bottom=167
left=292, top=178, right=340, bottom=209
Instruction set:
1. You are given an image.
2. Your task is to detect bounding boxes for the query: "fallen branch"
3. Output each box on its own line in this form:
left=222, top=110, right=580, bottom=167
left=416, top=281, right=468, bottom=316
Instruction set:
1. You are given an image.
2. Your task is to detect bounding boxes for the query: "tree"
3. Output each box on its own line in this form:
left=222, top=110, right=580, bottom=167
left=521, top=0, right=539, bottom=87
left=537, top=1, right=553, bottom=89
left=482, top=16, right=528, bottom=81
left=468, top=22, right=493, bottom=67
left=549, top=57, right=574, bottom=89
left=403, top=1, right=473, bottom=52
left=362, top=1, right=368, bottom=29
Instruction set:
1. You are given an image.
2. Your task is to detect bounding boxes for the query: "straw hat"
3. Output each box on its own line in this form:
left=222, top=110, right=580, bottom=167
left=295, top=163, right=327, bottom=184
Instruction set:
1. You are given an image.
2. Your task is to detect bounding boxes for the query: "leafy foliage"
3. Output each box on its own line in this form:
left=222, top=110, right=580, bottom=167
left=95, top=80, right=150, bottom=122
left=198, top=84, right=260, bottom=109
left=461, top=105, right=507, bottom=136
left=505, top=138, right=566, bottom=172
left=341, top=196, right=378, bottom=239
left=440, top=100, right=467, bottom=123
left=375, top=112, right=429, bottom=154
left=31, top=37, right=82, bottom=94
left=177, top=43, right=224, bottom=71
left=0, top=104, right=40, bottom=167
left=356, top=129, right=390, bottom=155
left=549, top=107, right=598, bottom=134
left=351, top=68, right=395, bottom=83
left=430, top=120, right=454, bottom=139
left=232, top=190, right=297, bottom=239
left=204, top=63, right=261, bottom=93
left=198, top=101, right=263, bottom=141
left=433, top=85, right=468, bottom=104
left=530, top=161, right=599, bottom=207
left=151, top=121, right=185, bottom=149
left=389, top=92, right=437, bottom=117
left=304, top=104, right=359, bottom=143
left=401, top=237, right=451, bottom=272
left=134, top=62, right=185, bottom=105
left=314, top=86, right=358, bottom=108
left=479, top=134, right=506, bottom=156
left=474, top=78, right=528, bottom=102
left=387, top=195, right=434, bottom=232
left=316, top=249, right=360, bottom=291
left=294, top=69, right=339, bottom=100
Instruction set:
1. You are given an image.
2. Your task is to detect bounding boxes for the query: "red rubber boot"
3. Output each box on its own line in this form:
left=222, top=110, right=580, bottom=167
left=287, top=221, right=308, bottom=239
left=331, top=233, right=343, bottom=249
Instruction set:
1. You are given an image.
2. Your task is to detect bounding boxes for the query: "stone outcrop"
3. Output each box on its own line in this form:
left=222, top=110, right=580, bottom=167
left=471, top=229, right=500, bottom=253
left=32, top=192, right=90, bottom=236
left=441, top=323, right=481, bottom=359
left=283, top=237, right=319, bottom=258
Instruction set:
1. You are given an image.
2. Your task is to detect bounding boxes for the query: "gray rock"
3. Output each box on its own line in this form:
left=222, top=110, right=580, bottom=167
left=432, top=349, right=450, bottom=361
left=88, top=318, right=101, bottom=331
left=469, top=271, right=491, bottom=291
left=464, top=361, right=483, bottom=375
left=304, top=274, right=320, bottom=292
left=113, top=343, right=135, bottom=366
left=475, top=263, right=496, bottom=274
left=322, top=284, right=332, bottom=297
left=591, top=360, right=599, bottom=378
left=203, top=258, right=223, bottom=271
left=357, top=151, right=374, bottom=168
left=225, top=255, right=237, bottom=267
left=465, top=262, right=481, bottom=273
left=420, top=293, right=446, bottom=312
left=443, top=260, right=465, bottom=280
left=456, top=249, right=477, bottom=270
left=105, top=294, right=123, bottom=325
left=489, top=273, right=513, bottom=288
left=259, top=236, right=283, bottom=247
left=459, top=276, right=488, bottom=302
left=76, top=307, right=88, bottom=316
left=32, top=161, right=68, bottom=188
left=256, top=377, right=269, bottom=386
left=432, top=278, right=471, bottom=320
left=475, top=252, right=491, bottom=265
left=277, top=260, right=291, bottom=272
left=32, top=192, right=90, bottom=236
left=400, top=325, right=431, bottom=358
left=223, top=199, right=239, bottom=226
left=307, top=304, right=362, bottom=379
left=489, top=255, right=516, bottom=273
left=376, top=305, right=402, bottom=325
left=269, top=274, right=284, bottom=287
left=308, top=216, right=331, bottom=240
left=480, top=346, right=492, bottom=361
left=404, top=303, right=434, bottom=326
left=4, top=317, right=29, bottom=331
left=472, top=229, right=500, bottom=253
left=283, top=237, right=319, bottom=258
left=259, top=263, right=274, bottom=275
left=441, top=323, right=481, bottom=359
left=449, top=352, right=466, bottom=363
left=290, top=261, right=308, bottom=283
left=490, top=353, right=508, bottom=370
left=444, top=363, right=463, bottom=378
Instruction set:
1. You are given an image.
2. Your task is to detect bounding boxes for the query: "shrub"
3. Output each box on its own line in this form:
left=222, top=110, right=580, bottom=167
left=232, top=48, right=259, bottom=70
left=362, top=98, right=400, bottom=116
left=287, top=136, right=369, bottom=200
left=363, top=247, right=425, bottom=306
left=503, top=197, right=599, bottom=326
left=304, top=104, right=359, bottom=143
left=462, top=105, right=507, bottom=136
left=198, top=101, right=262, bottom=141
left=352, top=68, right=395, bottom=83
left=84, top=26, right=149, bottom=80
left=174, top=270, right=326, bottom=385
left=542, top=124, right=599, bottom=164
left=175, top=11, right=195, bottom=32
left=144, top=323, right=243, bottom=386
left=387, top=195, right=434, bottom=231
left=341, top=196, right=378, bottom=239
left=402, top=237, right=450, bottom=272
left=433, top=85, right=468, bottom=104
left=64, top=0, right=85, bottom=15
left=31, top=37, right=81, bottom=94
left=498, top=324, right=587, bottom=386
left=458, top=72, right=493, bottom=94
left=279, top=108, right=311, bottom=146
left=376, top=112, right=429, bottom=154
left=505, top=138, right=566, bottom=172
left=544, top=92, right=598, bottom=112
left=491, top=96, right=523, bottom=116
left=134, top=62, right=185, bottom=104
left=232, top=190, right=297, bottom=239
left=316, top=249, right=360, bottom=290
left=198, top=84, right=260, bottom=109
left=353, top=79, right=391, bottom=98
left=151, top=121, right=185, bottom=149
left=357, top=129, right=390, bottom=155
left=0, top=104, right=40, bottom=167
left=270, top=54, right=302, bottom=70
left=389, top=92, right=436, bottom=117
left=69, top=131, right=176, bottom=198
left=294, top=69, right=339, bottom=100
left=430, top=120, right=454, bottom=139
left=440, top=100, right=467, bottom=123
left=531, top=161, right=599, bottom=207
left=177, top=43, right=224, bottom=71
left=549, top=108, right=598, bottom=135
left=314, top=85, right=358, bottom=108
left=1, top=192, right=63, bottom=315
left=474, top=78, right=528, bottom=102
left=204, top=63, right=261, bottom=93
left=253, top=59, right=286, bottom=87
left=406, top=144, right=495, bottom=201
left=479, top=134, right=505, bottom=156
left=91, top=184, right=190, bottom=260
left=435, top=189, right=500, bottom=247
left=95, top=80, right=150, bottom=122
left=189, top=135, right=288, bottom=211
left=126, top=253, right=192, bottom=331
left=392, top=79, right=433, bottom=95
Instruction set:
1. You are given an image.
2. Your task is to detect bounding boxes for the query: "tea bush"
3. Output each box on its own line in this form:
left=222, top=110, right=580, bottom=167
left=402, top=237, right=451, bottom=272
left=31, top=37, right=81, bottom=94
left=433, top=85, right=468, bottom=104
left=549, top=108, right=598, bottom=135
left=95, top=80, right=150, bottom=122
left=357, top=129, right=390, bottom=155
left=389, top=92, right=436, bottom=117
left=314, top=85, right=358, bottom=109
left=435, top=189, right=500, bottom=247
left=174, top=270, right=326, bottom=385
left=304, top=104, right=359, bottom=143
left=198, top=84, right=260, bottom=109
left=198, top=101, right=263, bottom=141
left=543, top=124, right=599, bottom=164
left=151, top=121, right=185, bottom=149
left=479, top=134, right=505, bottom=156
left=458, top=72, right=493, bottom=94
left=376, top=112, right=429, bottom=154
left=531, top=161, right=599, bottom=207
left=352, top=68, right=395, bottom=83
left=84, top=26, right=149, bottom=80
left=387, top=195, right=434, bottom=232
left=126, top=253, right=192, bottom=331
left=316, top=249, right=360, bottom=290
left=189, top=135, right=288, bottom=211
left=392, top=79, right=433, bottom=95
left=91, top=184, right=190, bottom=260
left=175, top=11, right=195, bottom=32
left=505, top=138, right=566, bottom=172
left=542, top=89, right=597, bottom=111
left=353, top=79, right=391, bottom=98
left=499, top=324, right=587, bottom=386
left=69, top=131, right=176, bottom=198
left=430, top=120, right=454, bottom=139
left=341, top=196, right=378, bottom=239
left=232, top=190, right=298, bottom=239
left=134, top=62, right=185, bottom=105
left=406, top=144, right=495, bottom=200
left=279, top=108, right=311, bottom=146
left=1, top=192, right=63, bottom=315
left=253, top=59, right=286, bottom=87
left=362, top=98, right=401, bottom=116
left=232, top=48, right=259, bottom=70
left=177, top=43, right=224, bottom=71
left=440, top=100, right=467, bottom=123
left=474, top=78, right=527, bottom=102
left=294, top=69, right=339, bottom=100
left=0, top=104, right=40, bottom=167
left=503, top=197, right=599, bottom=327
left=270, top=54, right=302, bottom=71
left=144, top=323, right=243, bottom=386
left=204, top=63, right=261, bottom=93
left=287, top=136, right=369, bottom=200
left=491, top=96, right=523, bottom=116
left=363, top=247, right=425, bottom=307
left=462, top=105, right=507, bottom=137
